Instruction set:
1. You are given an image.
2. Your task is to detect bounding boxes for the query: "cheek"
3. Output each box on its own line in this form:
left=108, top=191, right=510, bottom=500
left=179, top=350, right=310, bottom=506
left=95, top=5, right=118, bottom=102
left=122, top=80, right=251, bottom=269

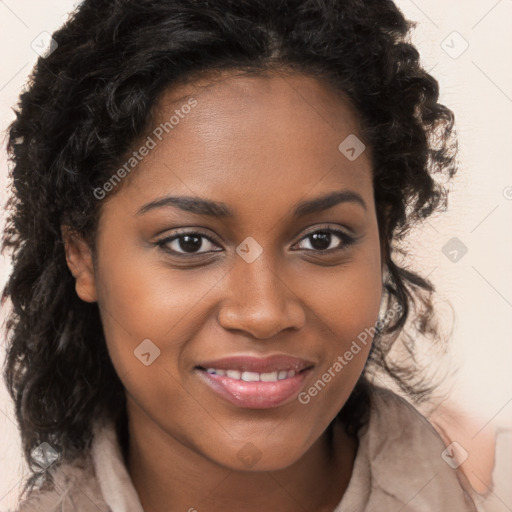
left=311, top=272, right=381, bottom=336
left=93, top=232, right=231, bottom=395
left=294, top=249, right=382, bottom=418
left=301, top=249, right=382, bottom=344
left=97, top=260, right=218, bottom=339
left=92, top=244, right=218, bottom=431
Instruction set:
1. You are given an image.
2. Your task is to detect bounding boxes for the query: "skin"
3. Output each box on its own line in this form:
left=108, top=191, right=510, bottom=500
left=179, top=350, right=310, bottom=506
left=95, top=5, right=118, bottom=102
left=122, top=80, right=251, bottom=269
left=63, top=68, right=384, bottom=512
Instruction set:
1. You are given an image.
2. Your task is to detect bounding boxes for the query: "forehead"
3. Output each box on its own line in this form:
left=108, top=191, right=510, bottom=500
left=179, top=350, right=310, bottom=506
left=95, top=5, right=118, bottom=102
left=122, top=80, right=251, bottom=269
left=154, top=68, right=367, bottom=157
left=107, top=69, right=373, bottom=220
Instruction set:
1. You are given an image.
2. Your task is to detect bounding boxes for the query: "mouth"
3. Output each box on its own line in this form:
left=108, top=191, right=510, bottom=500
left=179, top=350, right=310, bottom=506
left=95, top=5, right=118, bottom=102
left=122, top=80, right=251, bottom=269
left=195, top=355, right=314, bottom=409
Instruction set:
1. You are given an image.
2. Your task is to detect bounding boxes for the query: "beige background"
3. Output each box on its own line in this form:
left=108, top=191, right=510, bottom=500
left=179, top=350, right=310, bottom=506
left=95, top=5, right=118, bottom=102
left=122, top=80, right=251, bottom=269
left=1, top=0, right=511, bottom=510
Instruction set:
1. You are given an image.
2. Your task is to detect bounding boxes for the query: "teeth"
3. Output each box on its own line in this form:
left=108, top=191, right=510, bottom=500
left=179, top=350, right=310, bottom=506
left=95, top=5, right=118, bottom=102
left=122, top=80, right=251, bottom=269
left=205, top=368, right=297, bottom=381
left=226, top=370, right=241, bottom=379
left=260, top=371, right=278, bottom=382
left=241, top=371, right=260, bottom=382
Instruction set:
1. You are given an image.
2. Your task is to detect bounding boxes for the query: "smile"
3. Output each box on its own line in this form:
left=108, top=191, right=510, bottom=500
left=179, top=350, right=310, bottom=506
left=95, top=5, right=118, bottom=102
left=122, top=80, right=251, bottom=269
left=204, top=368, right=297, bottom=381
left=195, top=355, right=314, bottom=409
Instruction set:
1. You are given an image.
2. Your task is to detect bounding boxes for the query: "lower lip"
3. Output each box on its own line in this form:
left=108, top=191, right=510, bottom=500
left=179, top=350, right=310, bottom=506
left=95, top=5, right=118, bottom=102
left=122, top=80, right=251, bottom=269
left=197, top=369, right=312, bottom=409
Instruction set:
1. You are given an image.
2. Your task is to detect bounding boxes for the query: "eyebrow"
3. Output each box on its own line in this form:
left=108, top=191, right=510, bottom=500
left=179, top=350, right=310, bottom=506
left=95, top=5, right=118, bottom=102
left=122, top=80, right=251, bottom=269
left=137, top=190, right=366, bottom=217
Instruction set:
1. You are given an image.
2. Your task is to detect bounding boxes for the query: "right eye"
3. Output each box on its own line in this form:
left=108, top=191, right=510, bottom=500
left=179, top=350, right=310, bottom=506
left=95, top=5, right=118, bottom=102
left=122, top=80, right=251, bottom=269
left=155, top=230, right=223, bottom=256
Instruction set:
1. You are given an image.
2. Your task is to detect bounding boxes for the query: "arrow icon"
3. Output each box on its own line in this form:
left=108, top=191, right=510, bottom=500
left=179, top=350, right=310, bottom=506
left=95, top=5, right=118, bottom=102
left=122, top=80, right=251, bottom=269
left=441, top=31, right=469, bottom=59
left=442, top=237, right=468, bottom=263
left=237, top=442, right=262, bottom=467
left=441, top=441, right=468, bottom=469
left=31, top=31, right=58, bottom=58
left=134, top=339, right=161, bottom=366
left=236, top=237, right=263, bottom=263
left=338, top=134, right=365, bottom=161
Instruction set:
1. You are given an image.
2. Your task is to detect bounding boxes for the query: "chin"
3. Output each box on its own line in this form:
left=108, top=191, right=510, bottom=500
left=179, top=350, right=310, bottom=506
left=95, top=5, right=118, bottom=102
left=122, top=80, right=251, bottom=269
left=209, top=442, right=306, bottom=473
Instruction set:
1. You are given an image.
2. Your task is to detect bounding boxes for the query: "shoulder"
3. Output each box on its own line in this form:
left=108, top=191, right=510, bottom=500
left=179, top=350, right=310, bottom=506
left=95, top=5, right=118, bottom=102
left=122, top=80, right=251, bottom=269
left=367, top=384, right=440, bottom=438
left=13, top=456, right=110, bottom=512
left=361, top=385, right=478, bottom=511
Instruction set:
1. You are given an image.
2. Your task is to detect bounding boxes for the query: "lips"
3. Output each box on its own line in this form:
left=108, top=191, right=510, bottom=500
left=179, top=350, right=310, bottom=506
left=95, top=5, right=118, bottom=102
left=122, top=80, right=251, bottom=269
left=196, top=355, right=313, bottom=373
left=195, top=355, right=314, bottom=409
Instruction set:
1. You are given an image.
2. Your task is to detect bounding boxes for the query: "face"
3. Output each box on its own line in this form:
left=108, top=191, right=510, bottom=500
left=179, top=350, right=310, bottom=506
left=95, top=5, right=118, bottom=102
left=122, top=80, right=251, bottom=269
left=67, top=69, right=383, bottom=471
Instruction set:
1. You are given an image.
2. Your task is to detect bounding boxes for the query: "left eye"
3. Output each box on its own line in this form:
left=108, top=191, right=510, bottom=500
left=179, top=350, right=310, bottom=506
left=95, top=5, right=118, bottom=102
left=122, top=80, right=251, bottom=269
left=293, top=229, right=354, bottom=252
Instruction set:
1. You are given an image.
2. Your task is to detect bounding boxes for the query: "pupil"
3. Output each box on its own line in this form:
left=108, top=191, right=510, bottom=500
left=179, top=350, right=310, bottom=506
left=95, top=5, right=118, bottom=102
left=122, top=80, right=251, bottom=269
left=180, top=235, right=202, bottom=252
left=311, top=232, right=331, bottom=250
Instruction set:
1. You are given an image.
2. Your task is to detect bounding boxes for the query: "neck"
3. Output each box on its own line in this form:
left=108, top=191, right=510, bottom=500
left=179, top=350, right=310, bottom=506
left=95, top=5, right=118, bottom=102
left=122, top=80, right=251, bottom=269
left=127, top=405, right=357, bottom=512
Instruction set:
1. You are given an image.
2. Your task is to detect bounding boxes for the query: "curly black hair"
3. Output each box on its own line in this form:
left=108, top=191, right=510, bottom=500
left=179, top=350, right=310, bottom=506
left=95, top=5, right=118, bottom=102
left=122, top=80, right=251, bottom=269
left=2, top=0, right=457, bottom=497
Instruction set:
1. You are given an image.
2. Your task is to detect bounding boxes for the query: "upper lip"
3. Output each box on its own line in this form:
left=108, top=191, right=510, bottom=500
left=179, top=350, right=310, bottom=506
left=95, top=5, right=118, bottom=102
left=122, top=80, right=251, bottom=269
left=196, top=355, right=314, bottom=373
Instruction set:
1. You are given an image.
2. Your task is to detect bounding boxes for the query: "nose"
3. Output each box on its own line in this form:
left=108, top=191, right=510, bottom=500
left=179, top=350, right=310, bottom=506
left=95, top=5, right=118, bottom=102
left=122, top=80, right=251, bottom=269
left=217, top=254, right=306, bottom=339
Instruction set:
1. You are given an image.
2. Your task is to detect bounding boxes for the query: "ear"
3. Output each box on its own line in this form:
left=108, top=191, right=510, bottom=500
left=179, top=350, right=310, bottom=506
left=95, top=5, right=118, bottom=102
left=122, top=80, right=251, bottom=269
left=61, top=225, right=97, bottom=303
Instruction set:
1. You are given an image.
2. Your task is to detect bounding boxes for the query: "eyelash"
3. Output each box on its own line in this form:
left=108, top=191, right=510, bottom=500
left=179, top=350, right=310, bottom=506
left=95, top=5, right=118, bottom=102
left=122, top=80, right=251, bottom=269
left=154, top=226, right=357, bottom=258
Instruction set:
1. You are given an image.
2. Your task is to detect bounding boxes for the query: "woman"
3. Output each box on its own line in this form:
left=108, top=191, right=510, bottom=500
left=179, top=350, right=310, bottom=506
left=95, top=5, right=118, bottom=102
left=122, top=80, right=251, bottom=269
left=2, top=0, right=477, bottom=510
